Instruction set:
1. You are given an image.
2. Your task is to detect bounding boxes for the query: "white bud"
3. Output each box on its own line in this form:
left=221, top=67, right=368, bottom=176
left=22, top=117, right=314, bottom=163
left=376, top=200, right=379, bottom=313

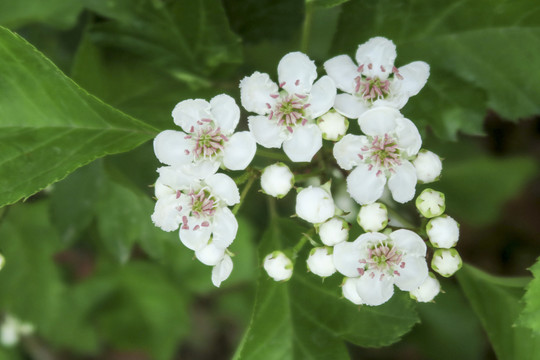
left=195, top=242, right=226, bottom=266
left=342, top=277, right=363, bottom=305
left=413, top=150, right=442, bottom=183
left=0, top=315, right=34, bottom=347
left=410, top=272, right=441, bottom=302
left=261, top=163, right=295, bottom=198
left=427, top=215, right=460, bottom=249
left=263, top=251, right=293, bottom=281
left=296, top=186, right=335, bottom=224
left=317, top=110, right=349, bottom=141
left=319, top=217, right=349, bottom=246
left=432, top=248, right=462, bottom=277
left=0, top=253, right=5, bottom=271
left=357, top=202, right=388, bottom=232
left=307, top=247, right=336, bottom=277
left=416, top=188, right=445, bottom=218
left=212, top=254, right=233, bottom=287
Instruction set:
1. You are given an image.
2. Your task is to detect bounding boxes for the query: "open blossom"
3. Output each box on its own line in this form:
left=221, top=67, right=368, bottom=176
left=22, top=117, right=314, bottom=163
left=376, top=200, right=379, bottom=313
left=240, top=52, right=336, bottom=162
left=334, top=229, right=428, bottom=306
left=324, top=36, right=429, bottom=118
left=333, top=107, right=422, bottom=204
left=153, top=94, right=256, bottom=175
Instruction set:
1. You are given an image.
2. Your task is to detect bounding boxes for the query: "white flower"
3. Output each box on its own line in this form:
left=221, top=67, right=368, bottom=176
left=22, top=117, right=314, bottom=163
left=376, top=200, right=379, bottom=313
left=342, top=277, right=363, bottom=305
left=317, top=110, right=349, bottom=141
left=413, top=150, right=442, bottom=183
left=307, top=247, right=336, bottom=277
left=153, top=94, right=257, bottom=174
left=357, top=202, right=388, bottom=232
left=334, top=229, right=428, bottom=306
left=264, top=251, right=293, bottom=281
left=324, top=36, right=429, bottom=118
left=319, top=217, right=349, bottom=246
left=212, top=254, right=233, bottom=287
left=260, top=163, right=294, bottom=198
left=427, top=215, right=460, bottom=249
left=410, top=272, right=441, bottom=302
left=240, top=52, right=336, bottom=162
left=432, top=248, right=462, bottom=277
left=333, top=107, right=422, bottom=204
left=296, top=186, right=335, bottom=224
left=0, top=315, right=34, bottom=347
left=416, top=188, right=445, bottom=218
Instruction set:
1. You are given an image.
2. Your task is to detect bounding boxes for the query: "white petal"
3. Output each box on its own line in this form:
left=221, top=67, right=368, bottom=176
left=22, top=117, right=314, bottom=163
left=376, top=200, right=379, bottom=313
left=306, top=247, right=336, bottom=277
left=333, top=134, right=369, bottom=170
left=333, top=93, right=367, bottom=119
left=296, top=186, right=335, bottom=224
left=355, top=37, right=396, bottom=79
left=333, top=241, right=363, bottom=277
left=427, top=215, right=459, bottom=249
left=151, top=198, right=182, bottom=232
left=179, top=218, right=212, bottom=251
left=308, top=76, right=336, bottom=118
left=153, top=130, right=192, bottom=166
left=222, top=131, right=257, bottom=171
left=397, top=61, right=430, bottom=98
left=283, top=124, right=322, bottom=162
left=195, top=242, right=226, bottom=266
left=319, top=217, right=349, bottom=246
left=413, top=150, right=442, bottom=184
left=263, top=251, right=293, bottom=281
left=260, top=163, right=294, bottom=198
left=355, top=271, right=395, bottom=306
left=211, top=207, right=238, bottom=249
left=358, top=107, right=400, bottom=136
left=388, top=161, right=417, bottom=204
left=389, top=229, right=427, bottom=257
left=210, top=94, right=240, bottom=133
left=205, top=173, right=240, bottom=206
left=172, top=99, right=212, bottom=133
left=277, top=52, right=317, bottom=94
left=323, top=55, right=358, bottom=94
left=395, top=117, right=422, bottom=156
left=212, top=254, right=233, bottom=287
left=342, top=277, right=363, bottom=305
left=346, top=163, right=386, bottom=205
left=240, top=72, right=278, bottom=115
left=248, top=115, right=285, bottom=148
left=156, top=166, right=197, bottom=190
left=394, top=255, right=428, bottom=291
left=188, top=161, right=220, bottom=179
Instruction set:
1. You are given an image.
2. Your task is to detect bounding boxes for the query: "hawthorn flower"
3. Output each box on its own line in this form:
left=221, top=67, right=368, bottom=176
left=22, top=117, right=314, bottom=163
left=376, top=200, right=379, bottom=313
left=319, top=217, right=349, bottom=246
left=317, top=110, right=349, bottom=141
left=432, top=248, right=462, bottom=277
left=334, top=229, right=428, bottom=306
left=410, top=272, right=441, bottom=302
left=324, top=36, right=429, bottom=118
left=357, top=202, right=388, bottom=232
left=260, top=163, right=294, bottom=198
left=427, top=215, right=460, bottom=249
left=413, top=150, right=442, bottom=183
left=416, top=188, right=446, bottom=218
left=240, top=52, right=336, bottom=162
left=296, top=186, right=335, bottom=224
left=342, top=277, right=363, bottom=305
left=264, top=251, right=293, bottom=281
left=153, top=94, right=256, bottom=175
left=333, top=107, right=422, bottom=204
left=307, top=247, right=336, bottom=277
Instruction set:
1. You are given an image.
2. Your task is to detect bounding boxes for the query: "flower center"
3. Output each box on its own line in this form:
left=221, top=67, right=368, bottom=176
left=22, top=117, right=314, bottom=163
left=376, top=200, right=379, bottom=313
left=354, top=63, right=403, bottom=101
left=268, top=92, right=311, bottom=134
left=358, top=241, right=405, bottom=277
left=185, top=121, right=229, bottom=159
left=360, top=134, right=401, bottom=176
left=189, top=189, right=217, bottom=218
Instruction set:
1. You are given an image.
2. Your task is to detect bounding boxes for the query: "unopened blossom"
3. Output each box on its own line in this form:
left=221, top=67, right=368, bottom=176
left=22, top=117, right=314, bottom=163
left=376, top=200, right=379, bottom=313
left=324, top=36, right=429, bottom=118
left=334, top=229, right=428, bottom=306
left=413, top=150, right=442, bottom=183
left=432, top=248, right=462, bottom=277
left=212, top=254, right=233, bottom=287
left=317, top=110, right=349, bottom=141
left=264, top=251, right=293, bottom=281
left=260, top=163, right=294, bottom=198
left=0, top=253, right=4, bottom=271
left=307, top=247, right=336, bottom=277
left=333, top=107, right=422, bottom=204
left=319, top=217, right=349, bottom=246
left=416, top=188, right=445, bottom=218
left=0, top=315, right=34, bottom=347
left=240, top=52, right=336, bottom=162
left=154, top=94, right=256, bottom=175
left=427, top=215, right=460, bottom=249
left=410, top=272, right=441, bottom=302
left=357, top=202, right=388, bottom=232
left=296, top=186, right=335, bottom=224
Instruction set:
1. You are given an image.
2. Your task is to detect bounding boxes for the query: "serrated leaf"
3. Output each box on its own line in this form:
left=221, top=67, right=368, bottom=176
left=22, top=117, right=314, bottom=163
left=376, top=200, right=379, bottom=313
left=457, top=264, right=540, bottom=360
left=0, top=26, right=156, bottom=207
left=518, top=257, right=540, bottom=334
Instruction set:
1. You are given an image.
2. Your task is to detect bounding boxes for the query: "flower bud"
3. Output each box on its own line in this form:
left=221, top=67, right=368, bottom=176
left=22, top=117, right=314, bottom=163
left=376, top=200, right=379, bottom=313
left=260, top=163, right=294, bottom=198
left=410, top=272, right=441, bottom=302
left=413, top=150, right=442, bottom=183
left=431, top=248, right=462, bottom=277
left=319, top=217, right=349, bottom=246
left=0, top=253, right=5, bottom=271
left=263, top=251, right=293, bottom=281
left=317, top=110, right=349, bottom=141
left=296, top=186, right=335, bottom=224
left=307, top=247, right=336, bottom=277
left=212, top=254, right=233, bottom=287
left=357, top=202, right=388, bottom=232
left=427, top=215, right=460, bottom=248
left=0, top=315, right=34, bottom=347
left=416, top=188, right=445, bottom=218
left=341, top=277, right=363, bottom=305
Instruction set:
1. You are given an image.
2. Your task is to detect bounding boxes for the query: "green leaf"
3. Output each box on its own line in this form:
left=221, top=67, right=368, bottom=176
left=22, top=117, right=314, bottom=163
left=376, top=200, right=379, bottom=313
left=0, top=26, right=156, bottom=207
left=0, top=0, right=82, bottom=29
left=234, top=218, right=419, bottom=359
left=518, top=257, right=540, bottom=334
left=308, top=0, right=350, bottom=9
left=457, top=264, right=540, bottom=360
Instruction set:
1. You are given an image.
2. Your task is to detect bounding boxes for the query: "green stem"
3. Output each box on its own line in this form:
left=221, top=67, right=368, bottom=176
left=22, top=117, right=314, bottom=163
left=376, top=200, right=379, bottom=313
left=292, top=228, right=315, bottom=256
left=267, top=197, right=278, bottom=220
left=301, top=1, right=314, bottom=53
left=386, top=206, right=417, bottom=230
left=232, top=175, right=257, bottom=215
left=256, top=148, right=289, bottom=162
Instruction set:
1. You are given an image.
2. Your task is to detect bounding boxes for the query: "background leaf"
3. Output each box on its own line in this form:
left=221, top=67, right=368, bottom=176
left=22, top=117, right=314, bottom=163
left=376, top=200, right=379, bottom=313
left=518, top=257, right=540, bottom=335
left=0, top=0, right=82, bottom=29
